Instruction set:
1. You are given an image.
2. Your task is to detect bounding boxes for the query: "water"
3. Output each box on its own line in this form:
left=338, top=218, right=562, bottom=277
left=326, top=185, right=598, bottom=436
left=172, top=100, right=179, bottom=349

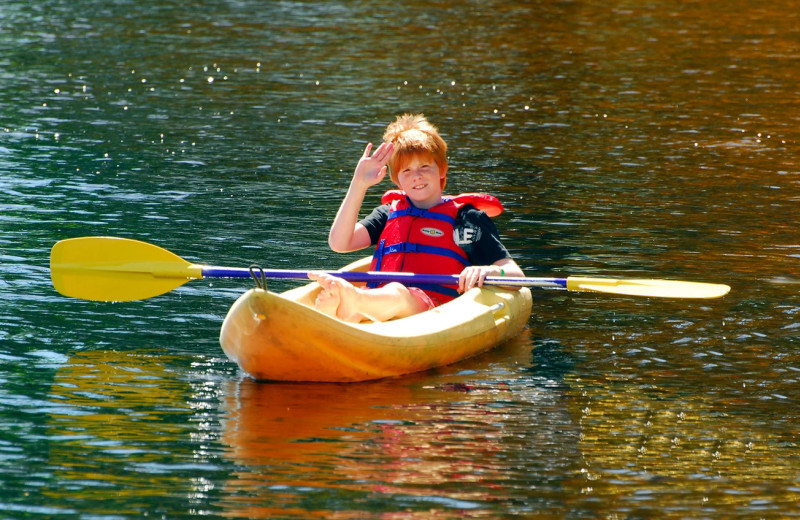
left=2, top=0, right=799, bottom=517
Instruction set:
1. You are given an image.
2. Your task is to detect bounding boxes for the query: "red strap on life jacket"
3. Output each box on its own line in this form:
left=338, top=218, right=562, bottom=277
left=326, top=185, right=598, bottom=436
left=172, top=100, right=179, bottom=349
left=380, top=190, right=503, bottom=217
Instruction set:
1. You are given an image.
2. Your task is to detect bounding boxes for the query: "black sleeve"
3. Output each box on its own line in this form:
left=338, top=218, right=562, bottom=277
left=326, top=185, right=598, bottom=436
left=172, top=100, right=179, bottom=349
left=455, top=206, right=512, bottom=266
left=359, top=204, right=390, bottom=245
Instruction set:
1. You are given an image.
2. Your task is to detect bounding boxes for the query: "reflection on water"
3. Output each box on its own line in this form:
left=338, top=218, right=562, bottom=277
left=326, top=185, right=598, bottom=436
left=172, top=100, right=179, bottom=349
left=219, top=333, right=580, bottom=518
left=1, top=0, right=799, bottom=517
left=571, top=373, right=800, bottom=514
left=41, top=350, right=231, bottom=516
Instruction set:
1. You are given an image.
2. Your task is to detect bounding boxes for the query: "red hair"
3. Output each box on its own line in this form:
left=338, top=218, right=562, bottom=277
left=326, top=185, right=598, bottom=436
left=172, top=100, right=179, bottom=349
left=383, top=114, right=448, bottom=190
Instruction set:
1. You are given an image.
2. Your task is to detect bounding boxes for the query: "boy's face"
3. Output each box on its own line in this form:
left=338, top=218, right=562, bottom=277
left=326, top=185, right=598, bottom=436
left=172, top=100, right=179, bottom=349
left=395, top=153, right=447, bottom=208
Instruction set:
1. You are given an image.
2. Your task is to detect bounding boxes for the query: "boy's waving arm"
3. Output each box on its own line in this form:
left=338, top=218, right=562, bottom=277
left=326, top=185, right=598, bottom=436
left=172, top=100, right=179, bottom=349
left=328, top=142, right=394, bottom=252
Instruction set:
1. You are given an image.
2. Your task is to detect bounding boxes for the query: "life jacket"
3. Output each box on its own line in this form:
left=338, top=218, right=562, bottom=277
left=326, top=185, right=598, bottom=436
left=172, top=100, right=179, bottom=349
left=368, top=190, right=503, bottom=303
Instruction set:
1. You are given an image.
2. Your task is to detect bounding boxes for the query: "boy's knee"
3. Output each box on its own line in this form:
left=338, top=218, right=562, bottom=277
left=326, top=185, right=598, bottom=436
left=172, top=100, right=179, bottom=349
left=383, top=282, right=408, bottom=295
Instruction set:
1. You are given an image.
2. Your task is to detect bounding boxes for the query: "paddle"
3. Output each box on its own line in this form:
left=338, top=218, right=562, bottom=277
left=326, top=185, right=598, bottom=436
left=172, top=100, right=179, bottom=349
left=50, top=236, right=731, bottom=302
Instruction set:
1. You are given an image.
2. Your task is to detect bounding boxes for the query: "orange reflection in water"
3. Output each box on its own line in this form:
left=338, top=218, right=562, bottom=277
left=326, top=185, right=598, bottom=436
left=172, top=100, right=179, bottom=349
left=43, top=350, right=196, bottom=510
left=219, top=333, right=537, bottom=518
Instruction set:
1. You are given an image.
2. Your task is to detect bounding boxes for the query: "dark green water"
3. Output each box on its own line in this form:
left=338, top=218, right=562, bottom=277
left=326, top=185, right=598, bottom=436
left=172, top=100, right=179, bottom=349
left=2, top=0, right=799, bottom=517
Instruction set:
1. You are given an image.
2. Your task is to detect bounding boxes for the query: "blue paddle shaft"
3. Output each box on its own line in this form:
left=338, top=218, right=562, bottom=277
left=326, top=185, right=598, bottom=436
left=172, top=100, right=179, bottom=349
left=201, top=266, right=567, bottom=289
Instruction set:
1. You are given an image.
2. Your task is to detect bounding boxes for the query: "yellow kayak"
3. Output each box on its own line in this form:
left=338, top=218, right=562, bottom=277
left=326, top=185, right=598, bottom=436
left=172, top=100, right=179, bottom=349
left=219, top=257, right=533, bottom=382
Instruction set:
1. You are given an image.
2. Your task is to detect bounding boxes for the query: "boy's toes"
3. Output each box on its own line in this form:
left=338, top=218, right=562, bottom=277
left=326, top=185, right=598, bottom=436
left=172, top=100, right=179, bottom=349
left=314, top=286, right=341, bottom=318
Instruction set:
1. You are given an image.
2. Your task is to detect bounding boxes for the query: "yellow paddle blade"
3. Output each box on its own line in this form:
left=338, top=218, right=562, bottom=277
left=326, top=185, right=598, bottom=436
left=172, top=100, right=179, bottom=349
left=50, top=237, right=203, bottom=302
left=566, top=276, right=731, bottom=299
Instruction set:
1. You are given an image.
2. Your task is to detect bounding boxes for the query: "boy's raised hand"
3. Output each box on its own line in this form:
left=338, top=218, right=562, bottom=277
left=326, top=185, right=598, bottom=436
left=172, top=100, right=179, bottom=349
left=353, top=142, right=394, bottom=189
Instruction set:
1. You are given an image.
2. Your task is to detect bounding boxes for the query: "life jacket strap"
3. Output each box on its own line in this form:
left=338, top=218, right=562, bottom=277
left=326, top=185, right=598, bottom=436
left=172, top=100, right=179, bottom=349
left=368, top=241, right=469, bottom=289
left=387, top=207, right=456, bottom=225
left=367, top=239, right=387, bottom=288
left=377, top=242, right=469, bottom=265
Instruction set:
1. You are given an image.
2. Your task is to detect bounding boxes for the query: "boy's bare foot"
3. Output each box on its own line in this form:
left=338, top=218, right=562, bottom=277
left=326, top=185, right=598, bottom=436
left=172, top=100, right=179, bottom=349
left=308, top=273, right=368, bottom=323
left=313, top=283, right=341, bottom=318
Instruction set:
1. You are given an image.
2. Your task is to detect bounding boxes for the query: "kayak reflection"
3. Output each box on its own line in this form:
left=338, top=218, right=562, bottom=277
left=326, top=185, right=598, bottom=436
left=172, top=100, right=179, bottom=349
left=218, top=330, right=582, bottom=518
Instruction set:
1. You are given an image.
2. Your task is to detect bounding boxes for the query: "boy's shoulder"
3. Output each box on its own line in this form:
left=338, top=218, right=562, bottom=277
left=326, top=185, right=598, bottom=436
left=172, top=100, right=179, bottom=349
left=455, top=203, right=484, bottom=217
left=455, top=204, right=497, bottom=232
left=449, top=193, right=503, bottom=217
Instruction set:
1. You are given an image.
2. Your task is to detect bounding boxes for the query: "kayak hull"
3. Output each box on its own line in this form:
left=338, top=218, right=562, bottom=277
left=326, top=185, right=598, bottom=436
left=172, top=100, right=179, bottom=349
left=219, top=257, right=532, bottom=382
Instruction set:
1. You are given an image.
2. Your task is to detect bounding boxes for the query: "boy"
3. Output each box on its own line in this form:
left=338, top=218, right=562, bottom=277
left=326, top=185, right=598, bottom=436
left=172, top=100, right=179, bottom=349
left=309, top=114, right=524, bottom=322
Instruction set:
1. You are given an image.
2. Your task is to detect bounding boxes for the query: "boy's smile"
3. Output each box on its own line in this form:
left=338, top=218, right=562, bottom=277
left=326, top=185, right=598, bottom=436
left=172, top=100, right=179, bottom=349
left=396, top=154, right=447, bottom=209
